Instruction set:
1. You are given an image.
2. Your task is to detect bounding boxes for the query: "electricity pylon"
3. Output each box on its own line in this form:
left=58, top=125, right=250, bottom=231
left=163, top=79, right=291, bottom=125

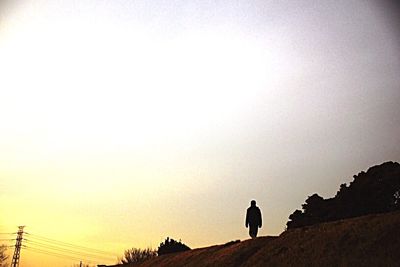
left=10, top=226, right=25, bottom=267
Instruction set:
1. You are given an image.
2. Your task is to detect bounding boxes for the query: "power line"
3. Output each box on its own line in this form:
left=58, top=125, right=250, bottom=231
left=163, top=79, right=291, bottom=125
left=23, top=239, right=115, bottom=261
left=22, top=246, right=97, bottom=264
left=25, top=233, right=118, bottom=257
left=9, top=231, right=119, bottom=265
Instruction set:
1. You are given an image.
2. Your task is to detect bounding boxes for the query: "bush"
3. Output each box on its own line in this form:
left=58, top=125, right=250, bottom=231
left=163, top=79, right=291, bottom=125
left=0, top=245, right=8, bottom=267
left=118, top=248, right=157, bottom=264
left=157, top=237, right=190, bottom=256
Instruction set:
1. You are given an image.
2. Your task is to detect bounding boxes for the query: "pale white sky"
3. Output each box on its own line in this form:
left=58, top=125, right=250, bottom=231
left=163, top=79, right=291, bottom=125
left=1, top=1, right=399, bottom=266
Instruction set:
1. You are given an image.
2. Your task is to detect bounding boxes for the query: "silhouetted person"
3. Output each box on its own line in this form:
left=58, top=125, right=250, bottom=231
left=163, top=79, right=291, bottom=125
left=245, top=200, right=262, bottom=238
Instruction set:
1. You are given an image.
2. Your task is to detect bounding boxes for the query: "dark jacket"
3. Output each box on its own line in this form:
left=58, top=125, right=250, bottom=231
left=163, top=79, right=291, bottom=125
left=246, top=206, right=262, bottom=228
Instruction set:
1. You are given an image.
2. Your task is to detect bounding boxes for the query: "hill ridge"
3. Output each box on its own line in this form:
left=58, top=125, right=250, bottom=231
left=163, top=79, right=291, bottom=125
left=107, top=211, right=400, bottom=267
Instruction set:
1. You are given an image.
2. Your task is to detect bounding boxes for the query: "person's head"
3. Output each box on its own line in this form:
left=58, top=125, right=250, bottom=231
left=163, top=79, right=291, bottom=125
left=251, top=200, right=256, bottom=206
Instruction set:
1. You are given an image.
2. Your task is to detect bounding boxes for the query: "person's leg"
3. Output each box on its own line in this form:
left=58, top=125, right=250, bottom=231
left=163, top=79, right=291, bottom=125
left=249, top=226, right=258, bottom=239
left=249, top=227, right=254, bottom=238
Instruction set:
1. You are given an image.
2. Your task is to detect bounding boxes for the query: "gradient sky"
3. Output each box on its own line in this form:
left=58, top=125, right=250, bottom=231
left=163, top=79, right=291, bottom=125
left=1, top=1, right=400, bottom=266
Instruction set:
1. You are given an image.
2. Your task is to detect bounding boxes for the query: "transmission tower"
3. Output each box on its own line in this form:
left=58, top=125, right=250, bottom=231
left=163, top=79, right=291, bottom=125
left=10, top=226, right=25, bottom=267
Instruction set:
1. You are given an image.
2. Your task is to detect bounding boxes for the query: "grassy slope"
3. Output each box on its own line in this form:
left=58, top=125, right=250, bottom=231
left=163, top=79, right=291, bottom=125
left=111, top=211, right=400, bottom=267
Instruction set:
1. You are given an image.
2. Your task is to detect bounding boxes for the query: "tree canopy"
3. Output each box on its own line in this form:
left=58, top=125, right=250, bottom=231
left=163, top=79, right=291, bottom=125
left=287, top=161, right=400, bottom=229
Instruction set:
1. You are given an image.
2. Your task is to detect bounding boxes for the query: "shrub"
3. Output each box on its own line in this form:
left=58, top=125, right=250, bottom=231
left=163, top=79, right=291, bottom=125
left=157, top=237, right=190, bottom=256
left=0, top=245, right=8, bottom=267
left=118, top=247, right=157, bottom=264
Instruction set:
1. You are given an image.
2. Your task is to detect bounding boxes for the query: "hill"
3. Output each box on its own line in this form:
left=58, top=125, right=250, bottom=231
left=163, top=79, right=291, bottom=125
left=106, top=211, right=400, bottom=267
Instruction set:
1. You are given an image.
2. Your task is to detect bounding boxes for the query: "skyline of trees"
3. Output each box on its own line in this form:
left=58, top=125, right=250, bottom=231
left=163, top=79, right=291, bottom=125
left=287, top=161, right=400, bottom=229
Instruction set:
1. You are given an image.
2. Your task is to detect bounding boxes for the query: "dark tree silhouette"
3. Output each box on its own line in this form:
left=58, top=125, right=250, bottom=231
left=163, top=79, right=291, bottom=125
left=287, top=161, right=400, bottom=229
left=118, top=248, right=157, bottom=264
left=157, top=237, right=190, bottom=256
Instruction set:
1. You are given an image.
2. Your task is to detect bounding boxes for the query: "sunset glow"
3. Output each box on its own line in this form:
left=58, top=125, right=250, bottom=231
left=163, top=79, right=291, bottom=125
left=1, top=1, right=400, bottom=266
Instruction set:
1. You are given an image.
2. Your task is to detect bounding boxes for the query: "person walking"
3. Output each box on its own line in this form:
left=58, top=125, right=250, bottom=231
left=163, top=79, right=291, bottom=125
left=245, top=200, right=262, bottom=238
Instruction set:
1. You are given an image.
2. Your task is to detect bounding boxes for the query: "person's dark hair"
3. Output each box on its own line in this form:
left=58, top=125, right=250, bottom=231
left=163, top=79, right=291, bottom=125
left=251, top=200, right=256, bottom=206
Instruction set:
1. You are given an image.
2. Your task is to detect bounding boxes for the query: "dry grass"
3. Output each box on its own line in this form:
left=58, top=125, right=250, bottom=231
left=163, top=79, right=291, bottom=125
left=109, top=211, right=400, bottom=267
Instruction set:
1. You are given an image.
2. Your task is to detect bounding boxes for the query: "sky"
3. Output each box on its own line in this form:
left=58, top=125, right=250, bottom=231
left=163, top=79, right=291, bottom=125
left=0, top=0, right=399, bottom=266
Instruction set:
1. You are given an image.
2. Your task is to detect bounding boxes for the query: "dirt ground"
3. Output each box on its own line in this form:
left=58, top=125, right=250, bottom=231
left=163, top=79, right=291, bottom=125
left=108, top=211, right=400, bottom=267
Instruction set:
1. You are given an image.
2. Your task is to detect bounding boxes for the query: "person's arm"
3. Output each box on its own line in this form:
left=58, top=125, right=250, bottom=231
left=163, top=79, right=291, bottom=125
left=245, top=210, right=249, bottom=228
left=258, top=209, right=262, bottom=228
